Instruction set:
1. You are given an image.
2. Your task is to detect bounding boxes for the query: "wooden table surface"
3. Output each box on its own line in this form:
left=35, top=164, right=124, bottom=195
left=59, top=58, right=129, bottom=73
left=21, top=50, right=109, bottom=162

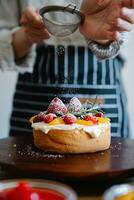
left=0, top=136, right=134, bottom=181
left=0, top=136, right=134, bottom=199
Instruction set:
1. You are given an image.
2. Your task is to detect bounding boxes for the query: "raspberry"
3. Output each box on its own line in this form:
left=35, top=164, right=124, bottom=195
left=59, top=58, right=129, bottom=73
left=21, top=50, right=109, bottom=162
left=83, top=115, right=98, bottom=124
left=47, top=97, right=67, bottom=114
left=95, top=113, right=104, bottom=118
left=63, top=114, right=77, bottom=124
left=68, top=97, right=82, bottom=112
left=43, top=113, right=57, bottom=123
left=33, top=112, right=45, bottom=123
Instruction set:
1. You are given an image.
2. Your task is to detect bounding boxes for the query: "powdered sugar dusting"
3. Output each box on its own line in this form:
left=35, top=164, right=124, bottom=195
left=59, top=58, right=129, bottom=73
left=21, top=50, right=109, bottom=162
left=17, top=144, right=64, bottom=159
left=56, top=45, right=65, bottom=55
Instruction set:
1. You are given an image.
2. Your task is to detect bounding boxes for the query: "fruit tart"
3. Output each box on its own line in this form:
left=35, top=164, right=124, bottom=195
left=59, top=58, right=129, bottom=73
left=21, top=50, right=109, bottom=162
left=30, top=97, right=111, bottom=154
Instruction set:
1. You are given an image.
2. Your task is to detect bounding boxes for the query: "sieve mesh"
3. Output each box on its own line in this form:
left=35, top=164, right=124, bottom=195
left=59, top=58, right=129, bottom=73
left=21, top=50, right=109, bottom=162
left=39, top=4, right=85, bottom=37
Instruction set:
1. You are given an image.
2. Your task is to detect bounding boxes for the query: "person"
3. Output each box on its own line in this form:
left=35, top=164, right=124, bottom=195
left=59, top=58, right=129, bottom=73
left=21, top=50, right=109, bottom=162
left=0, top=0, right=134, bottom=137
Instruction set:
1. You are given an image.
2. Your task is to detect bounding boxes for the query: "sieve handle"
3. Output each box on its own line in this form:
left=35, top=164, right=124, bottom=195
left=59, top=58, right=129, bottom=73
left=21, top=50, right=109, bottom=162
left=64, top=4, right=77, bottom=14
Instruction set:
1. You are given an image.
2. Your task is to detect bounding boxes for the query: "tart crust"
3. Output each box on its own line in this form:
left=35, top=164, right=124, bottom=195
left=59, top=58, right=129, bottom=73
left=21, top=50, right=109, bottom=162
left=33, top=125, right=111, bottom=154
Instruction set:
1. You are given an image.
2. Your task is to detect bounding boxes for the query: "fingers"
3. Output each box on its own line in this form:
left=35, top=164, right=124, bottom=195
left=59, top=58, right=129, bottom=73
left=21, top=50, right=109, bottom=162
left=121, top=7, right=134, bottom=23
left=113, top=18, right=133, bottom=31
left=23, top=25, right=51, bottom=43
left=21, top=7, right=44, bottom=28
left=20, top=7, right=51, bottom=43
left=24, top=26, right=50, bottom=38
left=98, top=30, right=120, bottom=41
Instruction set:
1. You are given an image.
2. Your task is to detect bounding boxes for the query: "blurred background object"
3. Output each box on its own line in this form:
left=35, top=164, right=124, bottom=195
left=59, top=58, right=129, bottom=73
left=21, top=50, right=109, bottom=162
left=102, top=183, right=134, bottom=200
left=0, top=179, right=77, bottom=200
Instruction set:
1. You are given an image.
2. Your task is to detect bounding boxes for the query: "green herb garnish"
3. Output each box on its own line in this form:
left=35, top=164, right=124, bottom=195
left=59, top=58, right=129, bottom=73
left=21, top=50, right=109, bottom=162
left=70, top=97, right=105, bottom=117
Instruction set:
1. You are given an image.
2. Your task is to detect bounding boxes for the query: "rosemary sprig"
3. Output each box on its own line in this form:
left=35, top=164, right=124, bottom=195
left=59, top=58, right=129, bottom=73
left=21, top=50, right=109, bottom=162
left=70, top=97, right=105, bottom=117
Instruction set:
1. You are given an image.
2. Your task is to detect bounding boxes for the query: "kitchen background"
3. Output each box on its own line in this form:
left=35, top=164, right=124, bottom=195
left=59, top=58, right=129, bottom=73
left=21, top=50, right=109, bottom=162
left=0, top=31, right=134, bottom=138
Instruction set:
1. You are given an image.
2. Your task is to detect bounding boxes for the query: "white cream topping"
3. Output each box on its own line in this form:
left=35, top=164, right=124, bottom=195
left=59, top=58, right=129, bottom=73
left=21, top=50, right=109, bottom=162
left=32, top=122, right=110, bottom=138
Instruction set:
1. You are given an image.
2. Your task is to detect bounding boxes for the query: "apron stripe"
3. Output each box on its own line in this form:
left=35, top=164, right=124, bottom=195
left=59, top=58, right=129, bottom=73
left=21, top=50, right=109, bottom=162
left=97, top=61, right=102, bottom=85
left=112, top=127, right=118, bottom=133
left=18, top=73, right=32, bottom=83
left=64, top=46, right=68, bottom=84
left=93, top=55, right=98, bottom=85
left=109, top=59, right=114, bottom=85
left=10, top=127, right=32, bottom=136
left=78, top=47, right=85, bottom=84
left=49, top=46, right=55, bottom=84
left=114, top=59, right=128, bottom=137
left=35, top=45, right=47, bottom=83
left=17, top=82, right=118, bottom=89
left=115, top=59, right=129, bottom=137
left=11, top=119, right=31, bottom=130
left=32, top=46, right=43, bottom=83
left=105, top=60, right=110, bottom=85
left=46, top=53, right=51, bottom=84
left=54, top=45, right=58, bottom=84
left=105, top=98, right=117, bottom=104
left=101, top=60, right=106, bottom=85
left=68, top=46, right=75, bottom=84
left=114, top=59, right=122, bottom=135
left=40, top=50, right=49, bottom=84
left=83, top=47, right=88, bottom=85
left=14, top=87, right=118, bottom=97
left=87, top=49, right=93, bottom=84
left=74, top=46, right=78, bottom=84
left=58, top=45, right=65, bottom=84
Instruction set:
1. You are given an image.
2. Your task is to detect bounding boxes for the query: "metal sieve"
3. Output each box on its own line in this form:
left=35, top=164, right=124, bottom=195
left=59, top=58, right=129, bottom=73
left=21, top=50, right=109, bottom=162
left=39, top=4, right=85, bottom=37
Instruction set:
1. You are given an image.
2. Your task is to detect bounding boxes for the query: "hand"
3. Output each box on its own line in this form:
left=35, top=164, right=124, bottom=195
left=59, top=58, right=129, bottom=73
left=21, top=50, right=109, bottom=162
left=80, top=0, right=134, bottom=42
left=20, top=7, right=51, bottom=44
left=81, top=0, right=111, bottom=15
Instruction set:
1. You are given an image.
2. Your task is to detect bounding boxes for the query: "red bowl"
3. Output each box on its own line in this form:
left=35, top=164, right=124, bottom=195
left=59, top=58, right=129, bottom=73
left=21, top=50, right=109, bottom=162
left=0, top=179, right=77, bottom=200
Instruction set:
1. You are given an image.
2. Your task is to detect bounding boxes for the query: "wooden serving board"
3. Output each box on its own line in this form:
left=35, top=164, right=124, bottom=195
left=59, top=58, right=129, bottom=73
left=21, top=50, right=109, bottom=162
left=0, top=135, right=134, bottom=181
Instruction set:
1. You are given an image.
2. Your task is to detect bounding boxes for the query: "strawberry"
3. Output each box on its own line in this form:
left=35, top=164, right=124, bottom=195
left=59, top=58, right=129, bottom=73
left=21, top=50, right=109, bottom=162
left=33, top=112, right=45, bottom=123
left=43, top=113, right=57, bottom=123
left=47, top=97, right=67, bottom=114
left=68, top=97, right=82, bottom=112
left=63, top=114, right=77, bottom=124
left=95, top=113, right=104, bottom=118
left=83, top=115, right=98, bottom=124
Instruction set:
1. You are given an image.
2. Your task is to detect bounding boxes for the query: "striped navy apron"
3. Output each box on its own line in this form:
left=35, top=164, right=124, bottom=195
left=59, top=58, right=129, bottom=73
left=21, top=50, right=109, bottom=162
left=9, top=43, right=130, bottom=138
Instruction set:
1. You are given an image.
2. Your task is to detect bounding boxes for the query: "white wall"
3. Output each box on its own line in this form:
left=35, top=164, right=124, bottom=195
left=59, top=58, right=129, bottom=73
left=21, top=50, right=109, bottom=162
left=0, top=72, right=17, bottom=138
left=0, top=35, right=134, bottom=138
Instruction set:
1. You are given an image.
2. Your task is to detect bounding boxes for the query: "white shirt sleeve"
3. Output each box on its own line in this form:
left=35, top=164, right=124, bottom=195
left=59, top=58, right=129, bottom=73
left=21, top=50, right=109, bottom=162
left=0, top=0, right=36, bottom=73
left=0, top=28, right=36, bottom=73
